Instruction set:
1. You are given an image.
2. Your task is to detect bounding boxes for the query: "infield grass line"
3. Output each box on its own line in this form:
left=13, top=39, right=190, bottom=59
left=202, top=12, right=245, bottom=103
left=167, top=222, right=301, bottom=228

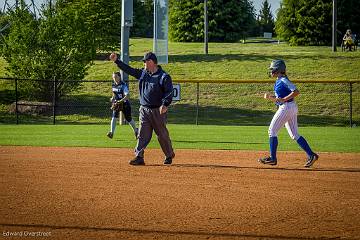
left=0, top=124, right=359, bottom=153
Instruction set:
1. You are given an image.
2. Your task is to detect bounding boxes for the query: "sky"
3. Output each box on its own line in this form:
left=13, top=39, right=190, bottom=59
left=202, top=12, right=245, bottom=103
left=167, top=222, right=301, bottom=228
left=251, top=0, right=281, bottom=17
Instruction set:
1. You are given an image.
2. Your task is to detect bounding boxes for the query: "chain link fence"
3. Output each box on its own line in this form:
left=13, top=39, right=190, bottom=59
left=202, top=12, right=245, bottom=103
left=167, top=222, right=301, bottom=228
left=0, top=77, right=359, bottom=126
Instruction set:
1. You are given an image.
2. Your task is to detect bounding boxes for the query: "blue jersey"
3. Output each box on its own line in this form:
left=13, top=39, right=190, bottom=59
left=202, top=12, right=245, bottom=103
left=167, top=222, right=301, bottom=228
left=112, top=81, right=129, bottom=103
left=274, top=76, right=296, bottom=105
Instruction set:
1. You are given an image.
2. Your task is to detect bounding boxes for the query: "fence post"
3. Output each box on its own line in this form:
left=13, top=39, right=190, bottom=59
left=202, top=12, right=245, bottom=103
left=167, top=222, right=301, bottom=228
left=196, top=82, right=199, bottom=125
left=349, top=82, right=353, bottom=127
left=15, top=78, right=19, bottom=124
left=53, top=77, right=56, bottom=125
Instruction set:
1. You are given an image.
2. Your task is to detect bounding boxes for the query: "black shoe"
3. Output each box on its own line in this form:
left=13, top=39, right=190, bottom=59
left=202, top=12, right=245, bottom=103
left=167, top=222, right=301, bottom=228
left=304, top=153, right=319, bottom=168
left=258, top=156, right=277, bottom=166
left=129, top=156, right=145, bottom=166
left=163, top=157, right=172, bottom=165
left=107, top=132, right=113, bottom=139
left=164, top=153, right=175, bottom=165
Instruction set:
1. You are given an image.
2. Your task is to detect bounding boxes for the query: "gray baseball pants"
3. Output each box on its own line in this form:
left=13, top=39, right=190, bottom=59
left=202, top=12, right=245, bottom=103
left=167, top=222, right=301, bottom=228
left=135, top=106, right=174, bottom=159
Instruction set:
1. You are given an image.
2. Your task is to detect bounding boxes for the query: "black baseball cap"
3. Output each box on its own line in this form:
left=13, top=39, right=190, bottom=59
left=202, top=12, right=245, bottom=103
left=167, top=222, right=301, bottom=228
left=142, top=52, right=158, bottom=64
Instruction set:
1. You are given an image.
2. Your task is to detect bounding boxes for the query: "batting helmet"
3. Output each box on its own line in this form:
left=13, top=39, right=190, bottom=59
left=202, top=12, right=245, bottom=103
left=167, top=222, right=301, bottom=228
left=269, top=59, right=286, bottom=74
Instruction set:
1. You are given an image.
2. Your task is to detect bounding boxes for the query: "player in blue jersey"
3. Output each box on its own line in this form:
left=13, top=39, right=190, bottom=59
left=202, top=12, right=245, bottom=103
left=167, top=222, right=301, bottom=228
left=107, top=71, right=138, bottom=139
left=259, top=59, right=319, bottom=168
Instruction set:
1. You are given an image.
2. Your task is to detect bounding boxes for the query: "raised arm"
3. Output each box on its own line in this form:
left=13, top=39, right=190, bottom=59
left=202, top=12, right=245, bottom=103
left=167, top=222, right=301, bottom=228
left=109, top=53, right=142, bottom=79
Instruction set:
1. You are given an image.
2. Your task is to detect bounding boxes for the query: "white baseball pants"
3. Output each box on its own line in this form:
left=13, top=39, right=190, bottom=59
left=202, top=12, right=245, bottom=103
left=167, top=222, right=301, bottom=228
left=268, top=101, right=300, bottom=141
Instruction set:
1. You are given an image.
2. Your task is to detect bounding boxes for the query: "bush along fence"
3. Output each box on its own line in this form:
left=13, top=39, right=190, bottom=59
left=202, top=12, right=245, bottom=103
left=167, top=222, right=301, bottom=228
left=0, top=77, right=359, bottom=127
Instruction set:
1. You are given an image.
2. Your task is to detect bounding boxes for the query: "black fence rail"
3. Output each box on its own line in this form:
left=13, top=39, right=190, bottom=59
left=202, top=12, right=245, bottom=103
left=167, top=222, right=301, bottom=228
left=0, top=77, right=359, bottom=126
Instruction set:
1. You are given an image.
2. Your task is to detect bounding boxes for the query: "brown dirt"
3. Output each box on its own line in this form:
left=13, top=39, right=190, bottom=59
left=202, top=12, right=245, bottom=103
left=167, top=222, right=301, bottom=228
left=1, top=146, right=360, bottom=240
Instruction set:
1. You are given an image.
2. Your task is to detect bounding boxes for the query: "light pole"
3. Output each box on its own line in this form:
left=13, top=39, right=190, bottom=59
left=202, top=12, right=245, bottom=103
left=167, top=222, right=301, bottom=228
left=121, top=0, right=133, bottom=82
left=204, top=0, right=208, bottom=55
left=332, top=0, right=337, bottom=52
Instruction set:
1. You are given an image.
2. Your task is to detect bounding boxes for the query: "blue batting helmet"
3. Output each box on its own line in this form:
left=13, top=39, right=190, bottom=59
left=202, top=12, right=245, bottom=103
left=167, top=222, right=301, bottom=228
left=269, top=59, right=286, bottom=73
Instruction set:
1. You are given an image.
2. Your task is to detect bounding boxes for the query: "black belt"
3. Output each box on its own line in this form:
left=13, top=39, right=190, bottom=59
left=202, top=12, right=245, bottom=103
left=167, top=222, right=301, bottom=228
left=278, top=98, right=294, bottom=106
left=141, top=105, right=161, bottom=109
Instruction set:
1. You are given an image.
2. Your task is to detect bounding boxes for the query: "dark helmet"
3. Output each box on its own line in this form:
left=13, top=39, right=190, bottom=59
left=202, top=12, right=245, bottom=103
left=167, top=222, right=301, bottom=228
left=112, top=71, right=122, bottom=83
left=269, top=59, right=286, bottom=74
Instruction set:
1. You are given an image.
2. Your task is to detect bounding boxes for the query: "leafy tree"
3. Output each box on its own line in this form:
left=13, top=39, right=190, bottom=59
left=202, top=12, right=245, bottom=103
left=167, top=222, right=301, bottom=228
left=131, top=0, right=153, bottom=38
left=56, top=0, right=121, bottom=51
left=257, top=0, right=275, bottom=34
left=2, top=0, right=96, bottom=101
left=169, top=0, right=204, bottom=42
left=56, top=0, right=153, bottom=47
left=169, top=0, right=256, bottom=42
left=337, top=0, right=360, bottom=40
left=275, top=0, right=360, bottom=46
left=0, top=10, right=10, bottom=36
left=208, top=0, right=256, bottom=42
left=0, top=10, right=11, bottom=54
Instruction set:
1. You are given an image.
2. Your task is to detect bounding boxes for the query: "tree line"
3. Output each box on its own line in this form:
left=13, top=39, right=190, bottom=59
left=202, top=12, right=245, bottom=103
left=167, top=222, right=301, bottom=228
left=276, top=0, right=360, bottom=46
left=0, top=0, right=359, bottom=101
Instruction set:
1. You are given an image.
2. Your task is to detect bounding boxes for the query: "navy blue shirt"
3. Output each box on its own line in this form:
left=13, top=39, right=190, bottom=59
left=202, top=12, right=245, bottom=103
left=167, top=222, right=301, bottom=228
left=112, top=81, right=129, bottom=103
left=114, top=59, right=173, bottom=108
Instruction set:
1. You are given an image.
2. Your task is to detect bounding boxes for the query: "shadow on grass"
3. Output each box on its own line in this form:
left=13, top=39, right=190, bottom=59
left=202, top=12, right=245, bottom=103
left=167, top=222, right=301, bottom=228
left=168, top=103, right=352, bottom=126
left=127, top=52, right=357, bottom=64
left=0, top=93, right=354, bottom=126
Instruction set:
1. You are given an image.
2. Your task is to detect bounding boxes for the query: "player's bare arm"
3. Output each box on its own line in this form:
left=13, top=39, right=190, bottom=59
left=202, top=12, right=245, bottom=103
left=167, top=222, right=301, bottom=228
left=109, top=52, right=142, bottom=79
left=264, top=93, right=277, bottom=102
left=110, top=92, right=115, bottom=102
left=264, top=89, right=299, bottom=103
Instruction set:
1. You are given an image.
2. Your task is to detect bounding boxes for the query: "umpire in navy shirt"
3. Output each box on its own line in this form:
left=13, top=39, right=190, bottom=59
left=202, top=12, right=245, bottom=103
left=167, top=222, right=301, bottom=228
left=110, top=52, right=175, bottom=165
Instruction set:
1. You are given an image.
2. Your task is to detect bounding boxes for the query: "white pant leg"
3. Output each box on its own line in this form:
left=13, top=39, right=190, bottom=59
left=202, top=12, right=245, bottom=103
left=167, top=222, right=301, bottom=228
left=284, top=102, right=300, bottom=140
left=268, top=104, right=291, bottom=137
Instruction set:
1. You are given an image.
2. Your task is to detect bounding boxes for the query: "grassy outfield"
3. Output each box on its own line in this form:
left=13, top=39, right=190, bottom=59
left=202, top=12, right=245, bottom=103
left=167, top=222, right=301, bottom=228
left=0, top=124, right=359, bottom=153
left=85, top=38, right=360, bottom=81
left=1, top=39, right=359, bottom=126
left=1, top=38, right=359, bottom=81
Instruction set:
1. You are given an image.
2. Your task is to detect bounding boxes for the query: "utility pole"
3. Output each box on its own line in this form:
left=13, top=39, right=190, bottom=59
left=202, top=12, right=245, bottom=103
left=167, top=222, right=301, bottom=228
left=121, top=0, right=133, bottom=82
left=119, top=0, right=133, bottom=124
left=204, top=0, right=208, bottom=55
left=332, top=0, right=337, bottom=52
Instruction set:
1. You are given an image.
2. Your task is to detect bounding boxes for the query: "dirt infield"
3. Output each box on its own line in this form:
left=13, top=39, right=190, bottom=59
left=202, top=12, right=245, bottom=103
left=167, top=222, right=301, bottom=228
left=1, top=146, right=360, bottom=240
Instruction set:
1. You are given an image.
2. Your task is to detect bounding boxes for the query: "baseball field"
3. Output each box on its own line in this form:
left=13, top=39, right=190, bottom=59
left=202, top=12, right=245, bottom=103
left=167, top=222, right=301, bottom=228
left=1, top=124, right=360, bottom=239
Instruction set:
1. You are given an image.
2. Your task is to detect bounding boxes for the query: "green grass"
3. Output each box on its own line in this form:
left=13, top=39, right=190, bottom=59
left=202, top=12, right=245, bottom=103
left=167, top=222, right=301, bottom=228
left=2, top=38, right=360, bottom=81
left=1, top=39, right=359, bottom=126
left=0, top=124, right=359, bottom=152
left=85, top=38, right=360, bottom=81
